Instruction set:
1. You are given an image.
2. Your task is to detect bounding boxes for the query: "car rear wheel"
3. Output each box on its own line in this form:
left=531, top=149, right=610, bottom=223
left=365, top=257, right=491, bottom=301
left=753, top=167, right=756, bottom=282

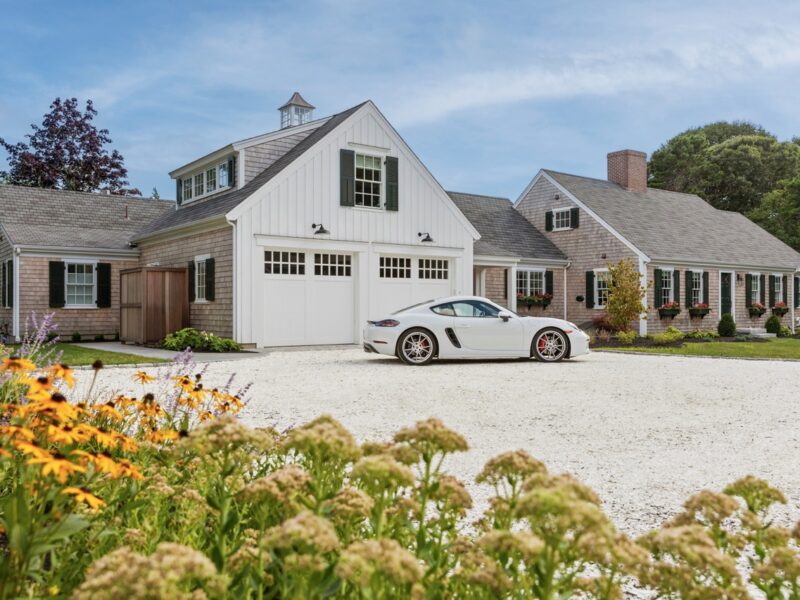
left=398, top=328, right=436, bottom=365
left=532, top=328, right=569, bottom=362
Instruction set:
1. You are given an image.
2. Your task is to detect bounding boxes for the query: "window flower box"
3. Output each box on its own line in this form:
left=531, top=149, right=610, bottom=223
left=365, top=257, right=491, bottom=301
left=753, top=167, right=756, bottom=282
left=517, top=292, right=552, bottom=309
left=773, top=301, right=789, bottom=317
left=689, top=303, right=710, bottom=318
left=658, top=301, right=681, bottom=319
left=748, top=303, right=767, bottom=318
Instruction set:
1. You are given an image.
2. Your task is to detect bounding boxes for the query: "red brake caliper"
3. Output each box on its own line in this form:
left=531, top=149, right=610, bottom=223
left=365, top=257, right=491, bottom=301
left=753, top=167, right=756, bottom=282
left=538, top=336, right=546, bottom=351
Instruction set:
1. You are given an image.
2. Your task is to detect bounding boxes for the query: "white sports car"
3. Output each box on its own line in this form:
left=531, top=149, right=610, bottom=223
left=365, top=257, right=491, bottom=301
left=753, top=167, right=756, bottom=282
left=363, top=296, right=590, bottom=365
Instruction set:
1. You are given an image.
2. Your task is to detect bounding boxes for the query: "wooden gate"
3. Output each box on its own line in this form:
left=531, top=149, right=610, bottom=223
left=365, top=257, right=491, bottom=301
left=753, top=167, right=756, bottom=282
left=120, top=267, right=188, bottom=344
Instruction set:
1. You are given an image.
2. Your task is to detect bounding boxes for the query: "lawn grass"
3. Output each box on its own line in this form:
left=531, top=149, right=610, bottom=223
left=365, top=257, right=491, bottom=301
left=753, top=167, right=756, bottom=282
left=11, top=343, right=168, bottom=367
left=596, top=337, right=800, bottom=360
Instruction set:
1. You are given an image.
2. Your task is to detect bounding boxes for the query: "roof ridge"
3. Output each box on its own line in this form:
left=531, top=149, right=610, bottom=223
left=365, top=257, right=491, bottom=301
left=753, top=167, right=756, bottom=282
left=545, top=169, right=709, bottom=201
left=446, top=190, right=511, bottom=202
left=0, top=183, right=174, bottom=204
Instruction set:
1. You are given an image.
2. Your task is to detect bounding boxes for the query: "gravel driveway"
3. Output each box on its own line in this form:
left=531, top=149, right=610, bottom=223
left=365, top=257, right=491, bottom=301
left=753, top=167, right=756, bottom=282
left=84, top=349, right=800, bottom=535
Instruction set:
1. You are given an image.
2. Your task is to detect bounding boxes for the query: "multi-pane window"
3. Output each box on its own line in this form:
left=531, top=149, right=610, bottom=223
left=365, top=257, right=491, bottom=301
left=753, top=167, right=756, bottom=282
left=751, top=274, right=761, bottom=305
left=194, top=174, right=204, bottom=197
left=195, top=259, right=207, bottom=302
left=691, top=271, right=703, bottom=305
left=355, top=154, right=382, bottom=208
left=553, top=208, right=571, bottom=230
left=66, top=263, right=95, bottom=306
left=314, top=253, right=352, bottom=277
left=595, top=271, right=610, bottom=308
left=660, top=270, right=673, bottom=305
left=205, top=167, right=217, bottom=194
left=264, top=251, right=306, bottom=275
left=183, top=178, right=193, bottom=202
left=517, top=270, right=544, bottom=295
left=218, top=162, right=229, bottom=188
left=379, top=257, right=411, bottom=279
left=774, top=275, right=784, bottom=303
left=419, top=259, right=449, bottom=280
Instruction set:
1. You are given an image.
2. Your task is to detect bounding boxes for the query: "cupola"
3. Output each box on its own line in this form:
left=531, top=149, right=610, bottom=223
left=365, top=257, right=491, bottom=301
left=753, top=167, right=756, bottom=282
left=279, top=92, right=315, bottom=129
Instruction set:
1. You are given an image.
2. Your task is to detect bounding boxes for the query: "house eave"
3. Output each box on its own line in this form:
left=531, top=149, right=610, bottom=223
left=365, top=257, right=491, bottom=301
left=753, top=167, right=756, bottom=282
left=133, top=215, right=231, bottom=245
left=16, top=245, right=141, bottom=259
left=169, top=146, right=235, bottom=179
left=648, top=256, right=800, bottom=273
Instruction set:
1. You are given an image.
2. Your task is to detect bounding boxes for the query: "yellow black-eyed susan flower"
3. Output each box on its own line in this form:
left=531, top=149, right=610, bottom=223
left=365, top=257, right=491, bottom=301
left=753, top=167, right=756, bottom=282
left=27, top=451, right=86, bottom=484
left=49, top=364, right=75, bottom=388
left=62, top=487, right=106, bottom=510
left=0, top=356, right=36, bottom=373
left=133, top=370, right=155, bottom=384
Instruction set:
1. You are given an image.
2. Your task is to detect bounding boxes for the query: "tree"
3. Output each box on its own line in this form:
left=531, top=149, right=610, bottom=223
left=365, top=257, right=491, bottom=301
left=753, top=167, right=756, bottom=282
left=605, top=259, right=646, bottom=332
left=0, top=97, right=140, bottom=195
left=648, top=121, right=800, bottom=213
left=151, top=187, right=160, bottom=200
left=748, top=177, right=800, bottom=250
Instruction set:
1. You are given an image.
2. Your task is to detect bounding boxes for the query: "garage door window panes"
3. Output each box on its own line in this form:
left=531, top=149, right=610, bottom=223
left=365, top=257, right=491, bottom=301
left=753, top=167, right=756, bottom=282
left=314, top=253, right=352, bottom=277
left=419, top=259, right=448, bottom=280
left=379, top=257, right=411, bottom=279
left=264, top=251, right=306, bottom=275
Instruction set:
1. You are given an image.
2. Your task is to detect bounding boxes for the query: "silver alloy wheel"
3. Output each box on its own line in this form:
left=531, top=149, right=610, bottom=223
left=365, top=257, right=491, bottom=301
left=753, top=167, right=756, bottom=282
left=401, top=331, right=434, bottom=364
left=535, top=330, right=567, bottom=361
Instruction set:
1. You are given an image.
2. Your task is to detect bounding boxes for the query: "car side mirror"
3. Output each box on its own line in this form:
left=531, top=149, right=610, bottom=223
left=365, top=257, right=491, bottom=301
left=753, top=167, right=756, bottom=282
left=498, top=310, right=512, bottom=322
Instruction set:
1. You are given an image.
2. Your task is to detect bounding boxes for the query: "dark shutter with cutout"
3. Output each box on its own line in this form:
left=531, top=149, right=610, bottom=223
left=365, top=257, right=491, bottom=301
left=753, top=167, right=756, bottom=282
left=570, top=207, right=579, bottom=229
left=340, top=149, right=355, bottom=207
left=545, top=211, right=554, bottom=232
left=783, top=276, right=788, bottom=305
left=745, top=274, right=753, bottom=307
left=6, top=261, right=12, bottom=309
left=176, top=179, right=183, bottom=206
left=769, top=275, right=776, bottom=307
left=188, top=261, right=196, bottom=303
left=49, top=261, right=65, bottom=308
left=673, top=270, right=680, bottom=305
left=585, top=271, right=595, bottom=308
left=685, top=271, right=692, bottom=308
left=385, top=156, right=398, bottom=211
left=96, top=263, right=112, bottom=308
left=703, top=272, right=709, bottom=306
left=760, top=274, right=766, bottom=305
left=654, top=268, right=663, bottom=307
left=545, top=270, right=554, bottom=296
left=205, top=258, right=215, bottom=302
left=795, top=276, right=800, bottom=309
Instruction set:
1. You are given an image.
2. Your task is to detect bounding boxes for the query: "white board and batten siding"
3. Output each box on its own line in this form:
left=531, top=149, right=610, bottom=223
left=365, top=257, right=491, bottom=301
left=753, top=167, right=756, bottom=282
left=227, top=102, right=478, bottom=347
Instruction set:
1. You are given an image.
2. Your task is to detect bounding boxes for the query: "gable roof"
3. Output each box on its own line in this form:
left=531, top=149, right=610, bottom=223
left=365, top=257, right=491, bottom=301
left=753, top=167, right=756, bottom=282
left=134, top=102, right=368, bottom=241
left=447, top=192, right=567, bottom=262
left=0, top=185, right=173, bottom=251
left=540, top=170, right=800, bottom=271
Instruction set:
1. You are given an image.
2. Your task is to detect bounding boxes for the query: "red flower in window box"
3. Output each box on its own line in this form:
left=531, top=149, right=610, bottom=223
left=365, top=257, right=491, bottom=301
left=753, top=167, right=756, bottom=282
left=689, top=303, right=710, bottom=318
left=773, top=301, right=789, bottom=316
left=658, top=301, right=681, bottom=319
left=749, top=302, right=767, bottom=317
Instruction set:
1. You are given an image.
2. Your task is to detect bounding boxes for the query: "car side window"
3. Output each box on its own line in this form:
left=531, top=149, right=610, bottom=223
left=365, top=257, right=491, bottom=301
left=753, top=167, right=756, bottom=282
left=447, top=300, right=501, bottom=318
left=431, top=303, right=456, bottom=316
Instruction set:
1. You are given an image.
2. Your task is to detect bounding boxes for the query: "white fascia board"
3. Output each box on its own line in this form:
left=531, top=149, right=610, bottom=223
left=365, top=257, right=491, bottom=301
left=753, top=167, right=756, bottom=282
left=371, top=243, right=465, bottom=257
left=513, top=169, right=544, bottom=208
left=17, top=245, right=140, bottom=259
left=473, top=255, right=521, bottom=267
left=169, top=145, right=235, bottom=179
left=536, top=170, right=650, bottom=263
left=231, top=117, right=331, bottom=150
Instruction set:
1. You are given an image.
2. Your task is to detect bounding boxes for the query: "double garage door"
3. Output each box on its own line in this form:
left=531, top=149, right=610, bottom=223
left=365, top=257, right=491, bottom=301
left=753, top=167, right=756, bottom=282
left=261, top=249, right=452, bottom=347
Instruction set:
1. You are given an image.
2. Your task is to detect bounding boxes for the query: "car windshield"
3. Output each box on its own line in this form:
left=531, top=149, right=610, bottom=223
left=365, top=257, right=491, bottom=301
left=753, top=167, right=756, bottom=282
left=391, top=300, right=435, bottom=315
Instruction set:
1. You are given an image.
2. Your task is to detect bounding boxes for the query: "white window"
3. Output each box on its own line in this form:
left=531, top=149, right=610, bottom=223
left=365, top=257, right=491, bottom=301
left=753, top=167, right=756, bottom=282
left=65, top=262, right=95, bottom=307
left=314, top=253, right=352, bottom=277
left=751, top=273, right=761, bottom=305
left=691, top=271, right=703, bottom=305
left=194, top=174, right=204, bottom=197
left=182, top=178, right=193, bottom=202
left=418, top=259, right=449, bottom=280
left=355, top=154, right=382, bottom=208
left=205, top=167, right=217, bottom=194
left=218, top=162, right=229, bottom=188
left=595, top=270, right=610, bottom=308
left=195, top=257, right=207, bottom=302
left=553, top=208, right=572, bottom=231
left=379, top=256, right=411, bottom=279
left=264, top=251, right=306, bottom=275
left=517, top=270, right=544, bottom=295
left=183, top=160, right=233, bottom=204
left=773, top=274, right=784, bottom=304
left=660, top=269, right=673, bottom=305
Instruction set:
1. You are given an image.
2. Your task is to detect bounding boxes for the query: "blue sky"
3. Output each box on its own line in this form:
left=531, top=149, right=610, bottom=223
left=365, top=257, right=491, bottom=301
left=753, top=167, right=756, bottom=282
left=1, top=0, right=799, bottom=200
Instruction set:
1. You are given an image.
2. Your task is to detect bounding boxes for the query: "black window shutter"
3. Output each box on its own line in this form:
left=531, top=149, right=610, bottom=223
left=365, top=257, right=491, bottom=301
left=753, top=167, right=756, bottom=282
left=760, top=274, right=766, bottom=305
left=504, top=269, right=508, bottom=299
left=585, top=271, right=595, bottom=308
left=340, top=149, right=355, bottom=207
left=783, top=276, right=788, bottom=304
left=188, top=260, right=196, bottom=302
left=745, top=274, right=753, bottom=307
left=703, top=272, right=709, bottom=305
left=96, top=263, right=112, bottom=308
left=795, top=276, right=800, bottom=309
left=673, top=270, right=680, bottom=305
left=49, top=261, right=65, bottom=308
left=1, top=262, right=5, bottom=307
left=6, top=261, right=12, bottom=309
left=227, top=157, right=236, bottom=187
left=685, top=271, right=692, bottom=308
left=545, top=211, right=554, bottom=232
left=769, top=275, right=776, bottom=307
left=654, top=268, right=663, bottom=307
left=545, top=270, right=554, bottom=296
left=176, top=179, right=183, bottom=206
left=569, top=207, right=579, bottom=229
left=205, top=257, right=215, bottom=302
left=385, top=156, right=398, bottom=211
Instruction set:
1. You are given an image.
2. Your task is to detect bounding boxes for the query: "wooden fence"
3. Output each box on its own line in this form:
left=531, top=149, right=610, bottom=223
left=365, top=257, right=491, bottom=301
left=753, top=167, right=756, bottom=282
left=120, top=267, right=188, bottom=344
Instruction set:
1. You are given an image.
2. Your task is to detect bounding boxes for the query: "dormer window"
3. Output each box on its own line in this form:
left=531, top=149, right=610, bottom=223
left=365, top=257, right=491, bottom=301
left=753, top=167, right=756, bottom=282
left=180, top=158, right=235, bottom=204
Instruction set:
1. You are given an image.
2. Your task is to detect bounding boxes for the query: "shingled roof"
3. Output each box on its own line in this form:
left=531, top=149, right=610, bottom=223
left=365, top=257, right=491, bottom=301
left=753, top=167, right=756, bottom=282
left=448, top=192, right=567, bottom=262
left=0, top=185, right=173, bottom=250
left=134, top=101, right=367, bottom=240
left=543, top=170, right=800, bottom=270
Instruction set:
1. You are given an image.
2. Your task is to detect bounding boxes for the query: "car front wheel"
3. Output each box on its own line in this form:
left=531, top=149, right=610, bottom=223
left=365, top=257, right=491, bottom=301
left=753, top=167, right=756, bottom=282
left=532, top=328, right=569, bottom=362
left=398, top=328, right=436, bottom=365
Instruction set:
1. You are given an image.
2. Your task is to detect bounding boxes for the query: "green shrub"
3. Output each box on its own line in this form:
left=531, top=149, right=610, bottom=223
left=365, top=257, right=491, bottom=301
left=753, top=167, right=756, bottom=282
left=717, top=313, right=736, bottom=337
left=93, top=333, right=104, bottom=342
left=162, top=327, right=241, bottom=352
left=71, top=331, right=81, bottom=343
left=778, top=325, right=793, bottom=338
left=765, top=315, right=781, bottom=334
left=649, top=326, right=685, bottom=346
left=616, top=330, right=638, bottom=345
left=685, top=329, right=720, bottom=340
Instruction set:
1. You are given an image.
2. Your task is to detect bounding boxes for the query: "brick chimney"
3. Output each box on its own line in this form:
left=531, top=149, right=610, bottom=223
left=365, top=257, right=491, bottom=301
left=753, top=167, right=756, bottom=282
left=607, top=149, right=647, bottom=193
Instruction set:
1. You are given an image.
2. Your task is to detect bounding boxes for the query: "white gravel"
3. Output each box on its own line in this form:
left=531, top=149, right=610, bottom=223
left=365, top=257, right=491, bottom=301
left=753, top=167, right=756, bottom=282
left=81, top=349, right=800, bottom=535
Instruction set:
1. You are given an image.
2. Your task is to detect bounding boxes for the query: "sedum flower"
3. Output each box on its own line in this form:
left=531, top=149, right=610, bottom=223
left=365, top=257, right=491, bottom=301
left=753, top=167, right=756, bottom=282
left=393, top=418, right=468, bottom=457
left=178, top=415, right=270, bottom=455
left=262, top=511, right=339, bottom=555
left=322, top=486, right=374, bottom=522
left=430, top=474, right=473, bottom=514
left=478, top=529, right=544, bottom=563
left=336, top=538, right=423, bottom=588
left=283, top=415, right=360, bottom=463
left=724, top=475, right=787, bottom=515
left=476, top=449, right=547, bottom=487
left=239, top=464, right=311, bottom=505
left=351, top=454, right=415, bottom=494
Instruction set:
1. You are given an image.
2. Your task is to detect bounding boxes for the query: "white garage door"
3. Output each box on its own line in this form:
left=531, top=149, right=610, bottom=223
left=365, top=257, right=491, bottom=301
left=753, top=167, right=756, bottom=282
left=372, top=256, right=453, bottom=318
left=262, top=250, right=355, bottom=346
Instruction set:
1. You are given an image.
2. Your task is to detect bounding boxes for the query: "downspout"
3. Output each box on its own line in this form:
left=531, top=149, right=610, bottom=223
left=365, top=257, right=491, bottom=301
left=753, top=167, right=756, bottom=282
left=226, top=218, right=238, bottom=343
left=12, top=247, right=20, bottom=342
left=563, top=262, right=571, bottom=320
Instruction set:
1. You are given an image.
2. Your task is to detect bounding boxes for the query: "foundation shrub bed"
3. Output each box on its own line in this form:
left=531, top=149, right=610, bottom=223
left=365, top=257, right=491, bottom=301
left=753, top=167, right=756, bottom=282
left=162, top=328, right=241, bottom=353
left=1, top=323, right=800, bottom=598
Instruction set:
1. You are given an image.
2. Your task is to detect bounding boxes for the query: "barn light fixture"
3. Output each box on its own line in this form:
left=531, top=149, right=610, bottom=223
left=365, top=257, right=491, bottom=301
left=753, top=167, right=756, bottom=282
left=418, top=232, right=434, bottom=243
left=311, top=223, right=329, bottom=235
